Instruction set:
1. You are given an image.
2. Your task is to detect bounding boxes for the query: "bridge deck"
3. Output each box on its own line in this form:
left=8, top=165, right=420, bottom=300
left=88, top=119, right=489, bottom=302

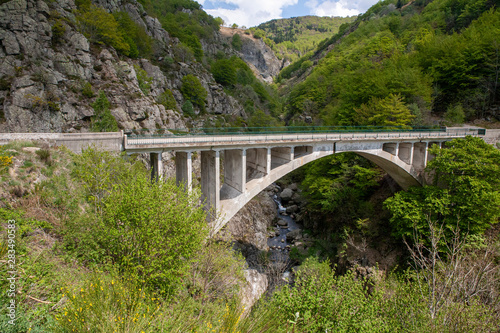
left=125, top=128, right=480, bottom=151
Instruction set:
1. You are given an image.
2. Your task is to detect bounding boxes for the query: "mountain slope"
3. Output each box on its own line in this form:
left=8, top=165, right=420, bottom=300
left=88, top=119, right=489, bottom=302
left=279, top=0, right=499, bottom=127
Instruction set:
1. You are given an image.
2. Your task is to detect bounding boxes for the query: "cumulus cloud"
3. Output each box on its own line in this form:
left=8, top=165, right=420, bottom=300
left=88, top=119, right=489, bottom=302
left=201, top=0, right=298, bottom=28
left=305, top=0, right=361, bottom=17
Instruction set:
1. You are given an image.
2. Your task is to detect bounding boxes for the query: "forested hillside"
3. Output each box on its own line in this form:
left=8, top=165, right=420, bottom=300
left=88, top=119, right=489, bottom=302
left=280, top=0, right=499, bottom=128
left=253, top=16, right=355, bottom=62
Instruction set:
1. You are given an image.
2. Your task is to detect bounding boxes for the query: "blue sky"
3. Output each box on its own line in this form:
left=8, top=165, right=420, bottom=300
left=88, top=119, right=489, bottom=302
left=197, top=0, right=382, bottom=28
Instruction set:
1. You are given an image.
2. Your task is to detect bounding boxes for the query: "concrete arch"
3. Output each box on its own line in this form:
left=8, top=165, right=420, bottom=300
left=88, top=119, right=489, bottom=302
left=215, top=144, right=421, bottom=232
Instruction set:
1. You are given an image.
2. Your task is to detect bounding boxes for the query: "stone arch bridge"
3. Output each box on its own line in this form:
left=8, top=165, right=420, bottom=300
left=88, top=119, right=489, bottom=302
left=125, top=128, right=484, bottom=233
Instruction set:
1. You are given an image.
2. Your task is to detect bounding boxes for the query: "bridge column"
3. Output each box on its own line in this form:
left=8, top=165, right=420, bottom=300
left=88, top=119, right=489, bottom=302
left=413, top=142, right=427, bottom=172
left=224, top=149, right=246, bottom=193
left=176, top=151, right=192, bottom=191
left=150, top=152, right=163, bottom=182
left=266, top=148, right=271, bottom=174
left=201, top=150, right=220, bottom=220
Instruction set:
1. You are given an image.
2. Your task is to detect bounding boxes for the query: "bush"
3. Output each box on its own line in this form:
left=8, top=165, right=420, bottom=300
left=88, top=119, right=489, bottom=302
left=81, top=82, right=94, bottom=98
left=133, top=65, right=152, bottom=95
left=231, top=33, right=242, bottom=50
left=180, top=74, right=207, bottom=109
left=211, top=59, right=237, bottom=86
left=51, top=20, right=66, bottom=45
left=182, top=100, right=195, bottom=117
left=90, top=91, right=119, bottom=132
left=76, top=5, right=129, bottom=55
left=157, top=89, right=177, bottom=111
left=444, top=103, right=465, bottom=125
left=67, top=148, right=208, bottom=295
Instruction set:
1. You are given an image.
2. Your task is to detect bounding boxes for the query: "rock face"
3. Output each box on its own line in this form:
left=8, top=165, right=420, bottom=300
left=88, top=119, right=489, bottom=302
left=220, top=27, right=287, bottom=83
left=224, top=191, right=277, bottom=251
left=240, top=269, right=268, bottom=311
left=0, top=0, right=245, bottom=133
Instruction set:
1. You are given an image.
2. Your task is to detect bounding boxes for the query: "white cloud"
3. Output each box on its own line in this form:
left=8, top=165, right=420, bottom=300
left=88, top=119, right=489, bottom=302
left=203, top=0, right=298, bottom=28
left=306, top=0, right=360, bottom=17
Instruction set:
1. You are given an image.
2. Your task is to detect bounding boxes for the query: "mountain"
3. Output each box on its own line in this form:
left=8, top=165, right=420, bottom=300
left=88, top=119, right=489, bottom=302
left=255, top=15, right=356, bottom=62
left=277, top=0, right=500, bottom=127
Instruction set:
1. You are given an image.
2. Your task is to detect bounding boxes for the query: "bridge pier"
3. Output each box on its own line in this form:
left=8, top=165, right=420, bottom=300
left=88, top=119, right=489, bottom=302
left=224, top=149, right=246, bottom=193
left=176, top=151, right=192, bottom=191
left=201, top=150, right=220, bottom=219
left=150, top=152, right=163, bottom=182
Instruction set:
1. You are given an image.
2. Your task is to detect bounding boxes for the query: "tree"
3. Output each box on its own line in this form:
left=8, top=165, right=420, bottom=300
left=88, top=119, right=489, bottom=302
left=356, top=93, right=415, bottom=129
left=76, top=5, right=130, bottom=55
left=385, top=136, right=500, bottom=239
left=231, top=33, right=242, bottom=51
left=211, top=59, right=237, bottom=86
left=181, top=74, right=207, bottom=110
left=90, top=91, right=119, bottom=132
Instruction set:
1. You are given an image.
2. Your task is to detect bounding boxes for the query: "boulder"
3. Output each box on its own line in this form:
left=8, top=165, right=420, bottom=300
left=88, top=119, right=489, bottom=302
left=286, top=205, right=299, bottom=214
left=280, top=188, right=293, bottom=202
left=286, top=229, right=302, bottom=242
left=240, top=269, right=268, bottom=311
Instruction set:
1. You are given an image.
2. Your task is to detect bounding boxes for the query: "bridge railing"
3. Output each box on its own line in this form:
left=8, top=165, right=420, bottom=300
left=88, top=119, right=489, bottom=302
left=125, top=127, right=483, bottom=146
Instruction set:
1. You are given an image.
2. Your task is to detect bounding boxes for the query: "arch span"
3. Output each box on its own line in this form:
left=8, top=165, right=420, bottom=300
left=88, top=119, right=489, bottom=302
left=215, top=143, right=422, bottom=232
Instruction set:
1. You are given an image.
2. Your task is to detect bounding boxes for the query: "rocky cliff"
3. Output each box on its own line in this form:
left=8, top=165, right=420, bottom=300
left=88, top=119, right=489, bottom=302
left=220, top=27, right=288, bottom=84
left=0, top=0, right=245, bottom=133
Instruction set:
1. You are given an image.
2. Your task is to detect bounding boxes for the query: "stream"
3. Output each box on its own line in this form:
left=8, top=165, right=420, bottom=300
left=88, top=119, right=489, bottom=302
left=267, top=187, right=301, bottom=262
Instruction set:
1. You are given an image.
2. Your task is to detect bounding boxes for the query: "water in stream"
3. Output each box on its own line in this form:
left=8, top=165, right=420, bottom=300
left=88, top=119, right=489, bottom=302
left=267, top=188, right=301, bottom=261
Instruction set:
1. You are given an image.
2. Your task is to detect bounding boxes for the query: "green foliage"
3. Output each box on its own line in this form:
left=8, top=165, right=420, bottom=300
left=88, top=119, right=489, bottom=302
left=181, top=74, right=207, bottom=109
left=283, top=0, right=499, bottom=124
left=231, top=33, right=242, bottom=51
left=140, top=0, right=220, bottom=61
left=51, top=20, right=66, bottom=46
left=385, top=137, right=500, bottom=239
left=157, top=89, right=177, bottom=111
left=181, top=100, right=195, bottom=116
left=133, top=65, right=152, bottom=95
left=246, top=109, right=283, bottom=129
left=356, top=93, right=415, bottom=128
left=90, top=91, right=119, bottom=132
left=444, top=103, right=466, bottom=125
left=211, top=59, right=237, bottom=86
left=81, top=82, right=94, bottom=98
left=114, top=11, right=153, bottom=59
left=301, top=153, right=383, bottom=226
left=76, top=5, right=130, bottom=55
left=257, top=16, right=355, bottom=62
left=68, top=148, right=208, bottom=295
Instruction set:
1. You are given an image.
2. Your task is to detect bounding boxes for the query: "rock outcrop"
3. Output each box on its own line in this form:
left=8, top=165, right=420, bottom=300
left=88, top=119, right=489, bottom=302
left=0, top=0, right=245, bottom=133
left=220, top=27, right=287, bottom=83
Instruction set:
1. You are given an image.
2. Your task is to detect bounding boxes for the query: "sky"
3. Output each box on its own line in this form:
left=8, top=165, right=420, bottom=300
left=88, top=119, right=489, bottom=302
left=197, top=0, right=382, bottom=28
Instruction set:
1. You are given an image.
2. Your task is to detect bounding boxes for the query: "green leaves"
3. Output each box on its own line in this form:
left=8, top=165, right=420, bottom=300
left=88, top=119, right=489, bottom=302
left=181, top=74, right=207, bottom=110
left=385, top=137, right=500, bottom=239
left=90, top=91, right=118, bottom=132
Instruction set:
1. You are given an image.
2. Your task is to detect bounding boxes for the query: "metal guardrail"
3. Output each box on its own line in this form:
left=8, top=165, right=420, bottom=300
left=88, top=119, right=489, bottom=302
left=125, top=127, right=482, bottom=147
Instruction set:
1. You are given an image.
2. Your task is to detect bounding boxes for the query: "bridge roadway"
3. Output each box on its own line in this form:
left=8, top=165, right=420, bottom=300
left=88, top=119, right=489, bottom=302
left=125, top=128, right=482, bottom=232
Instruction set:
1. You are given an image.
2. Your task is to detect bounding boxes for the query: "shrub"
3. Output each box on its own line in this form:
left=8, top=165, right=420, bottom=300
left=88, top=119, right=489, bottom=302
left=157, top=89, right=177, bottom=111
left=133, top=65, right=152, bottom=95
left=180, top=74, right=207, bottom=109
left=76, top=5, right=130, bottom=55
left=182, top=100, right=195, bottom=117
left=67, top=148, right=208, bottom=295
left=231, top=33, right=242, bottom=51
left=90, top=91, right=119, bottom=132
left=211, top=59, right=237, bottom=86
left=51, top=20, right=66, bottom=45
left=444, top=103, right=465, bottom=125
left=35, top=149, right=52, bottom=166
left=81, top=82, right=94, bottom=98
